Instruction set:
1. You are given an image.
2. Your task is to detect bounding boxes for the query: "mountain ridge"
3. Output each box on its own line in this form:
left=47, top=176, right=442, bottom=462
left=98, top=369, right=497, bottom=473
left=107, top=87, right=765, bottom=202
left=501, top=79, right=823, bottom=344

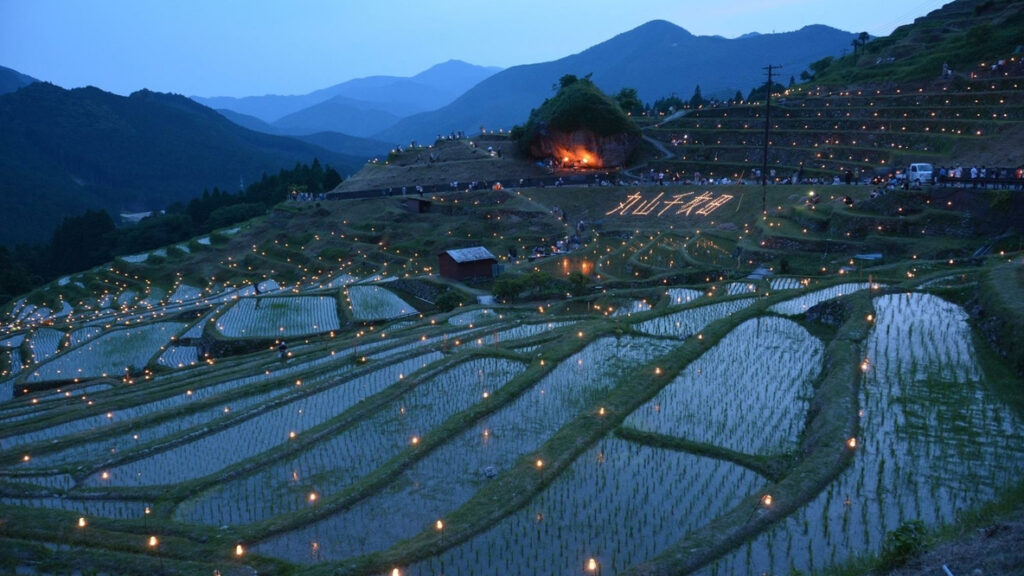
left=191, top=59, right=501, bottom=127
left=374, top=21, right=858, bottom=143
left=0, top=82, right=362, bottom=246
left=0, top=65, right=39, bottom=95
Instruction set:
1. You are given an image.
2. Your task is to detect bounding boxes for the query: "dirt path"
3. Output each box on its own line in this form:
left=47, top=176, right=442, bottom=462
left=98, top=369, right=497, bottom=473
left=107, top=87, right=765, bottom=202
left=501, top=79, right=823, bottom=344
left=624, top=109, right=690, bottom=180
left=884, top=504, right=1024, bottom=576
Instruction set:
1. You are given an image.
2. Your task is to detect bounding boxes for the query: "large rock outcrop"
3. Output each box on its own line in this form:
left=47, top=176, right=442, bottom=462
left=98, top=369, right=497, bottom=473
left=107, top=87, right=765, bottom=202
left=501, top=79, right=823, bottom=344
left=529, top=128, right=640, bottom=169
left=516, top=76, right=641, bottom=169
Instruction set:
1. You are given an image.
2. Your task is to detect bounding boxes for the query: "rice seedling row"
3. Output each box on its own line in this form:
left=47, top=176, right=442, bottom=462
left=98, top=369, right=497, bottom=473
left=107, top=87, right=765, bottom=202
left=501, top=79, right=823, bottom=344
left=115, top=290, right=137, bottom=307
left=80, top=353, right=442, bottom=487
left=26, top=327, right=64, bottom=364
left=768, top=282, right=880, bottom=316
left=406, top=437, right=764, bottom=576
left=32, top=382, right=112, bottom=406
left=634, top=298, right=754, bottom=339
left=215, top=296, right=340, bottom=338
left=725, top=282, right=758, bottom=296
left=361, top=326, right=481, bottom=361
left=3, top=349, right=21, bottom=379
left=175, top=357, right=526, bottom=525
left=375, top=322, right=574, bottom=361
left=768, top=277, right=807, bottom=291
left=346, top=285, right=417, bottom=321
left=156, top=346, right=199, bottom=369
left=664, top=287, right=705, bottom=306
left=0, top=334, right=26, bottom=348
left=700, top=293, right=1024, bottom=575
left=0, top=495, right=148, bottom=520
left=167, top=283, right=203, bottom=304
left=25, top=322, right=187, bottom=383
left=68, top=326, right=105, bottom=347
left=252, top=335, right=677, bottom=563
left=625, top=316, right=822, bottom=455
left=20, top=388, right=287, bottom=470
left=3, top=345, right=376, bottom=454
left=447, top=309, right=497, bottom=326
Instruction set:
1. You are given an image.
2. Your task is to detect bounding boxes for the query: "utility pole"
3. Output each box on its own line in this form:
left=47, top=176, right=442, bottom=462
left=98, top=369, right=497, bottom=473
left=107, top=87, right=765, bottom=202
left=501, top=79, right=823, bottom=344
left=761, top=64, right=781, bottom=216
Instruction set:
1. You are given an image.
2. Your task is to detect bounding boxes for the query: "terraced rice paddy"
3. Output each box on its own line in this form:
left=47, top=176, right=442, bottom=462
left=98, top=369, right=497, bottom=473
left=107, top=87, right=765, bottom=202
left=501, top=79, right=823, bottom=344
left=216, top=296, right=340, bottom=338
left=347, top=285, right=417, bottom=321
left=0, top=280, right=1020, bottom=575
left=701, top=292, right=1024, bottom=574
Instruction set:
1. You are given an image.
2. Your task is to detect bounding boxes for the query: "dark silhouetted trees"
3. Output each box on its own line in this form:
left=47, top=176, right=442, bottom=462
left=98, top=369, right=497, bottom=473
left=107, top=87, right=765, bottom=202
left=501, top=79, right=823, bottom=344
left=1, top=160, right=342, bottom=306
left=689, top=85, right=706, bottom=108
left=48, top=210, right=116, bottom=276
left=615, top=88, right=643, bottom=115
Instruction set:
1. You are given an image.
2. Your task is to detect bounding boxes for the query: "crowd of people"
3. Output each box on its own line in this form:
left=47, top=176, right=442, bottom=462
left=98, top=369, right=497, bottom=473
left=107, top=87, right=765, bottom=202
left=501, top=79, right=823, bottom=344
left=937, top=165, right=1023, bottom=182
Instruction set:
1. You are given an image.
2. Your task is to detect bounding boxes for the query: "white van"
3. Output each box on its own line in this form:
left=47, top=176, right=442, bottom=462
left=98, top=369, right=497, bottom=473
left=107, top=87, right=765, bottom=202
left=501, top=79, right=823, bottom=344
left=907, top=163, right=933, bottom=184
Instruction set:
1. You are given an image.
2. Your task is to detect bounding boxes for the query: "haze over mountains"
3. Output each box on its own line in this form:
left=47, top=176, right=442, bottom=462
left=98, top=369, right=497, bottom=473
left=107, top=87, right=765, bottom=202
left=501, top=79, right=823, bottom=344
left=192, top=60, right=502, bottom=137
left=0, top=19, right=857, bottom=247
left=378, top=22, right=858, bottom=143
left=200, top=21, right=858, bottom=144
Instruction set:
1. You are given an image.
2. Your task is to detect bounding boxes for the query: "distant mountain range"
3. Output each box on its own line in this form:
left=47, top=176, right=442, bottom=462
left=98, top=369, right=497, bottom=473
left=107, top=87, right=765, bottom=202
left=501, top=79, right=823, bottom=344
left=0, top=83, right=366, bottom=245
left=192, top=60, right=502, bottom=138
left=195, top=22, right=856, bottom=147
left=0, top=65, right=38, bottom=95
left=377, top=22, right=859, bottom=143
left=0, top=20, right=859, bottom=246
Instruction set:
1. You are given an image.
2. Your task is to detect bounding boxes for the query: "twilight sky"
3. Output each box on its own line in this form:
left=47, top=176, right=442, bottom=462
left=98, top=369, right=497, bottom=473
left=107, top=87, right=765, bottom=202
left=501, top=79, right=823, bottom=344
left=1, top=0, right=944, bottom=98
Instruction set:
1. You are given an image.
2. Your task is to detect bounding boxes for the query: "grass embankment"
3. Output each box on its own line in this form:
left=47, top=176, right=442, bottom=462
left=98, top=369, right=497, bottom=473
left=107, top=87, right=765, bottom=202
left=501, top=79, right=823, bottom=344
left=977, top=256, right=1024, bottom=376
left=614, top=427, right=791, bottom=482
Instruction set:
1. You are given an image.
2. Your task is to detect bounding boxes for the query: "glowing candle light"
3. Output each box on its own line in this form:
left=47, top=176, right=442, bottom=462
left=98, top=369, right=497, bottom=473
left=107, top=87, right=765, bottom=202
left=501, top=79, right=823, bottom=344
left=78, top=517, right=87, bottom=528
left=761, top=494, right=773, bottom=507
left=235, top=544, right=244, bottom=557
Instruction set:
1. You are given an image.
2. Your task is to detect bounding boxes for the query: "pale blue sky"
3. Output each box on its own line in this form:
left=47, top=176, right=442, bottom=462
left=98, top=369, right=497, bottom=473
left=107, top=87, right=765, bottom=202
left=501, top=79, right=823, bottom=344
left=1, top=0, right=945, bottom=97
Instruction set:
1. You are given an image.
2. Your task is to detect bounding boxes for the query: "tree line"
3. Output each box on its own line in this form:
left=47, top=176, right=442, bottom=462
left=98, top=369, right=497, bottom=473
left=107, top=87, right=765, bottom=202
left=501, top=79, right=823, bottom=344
left=0, top=160, right=340, bottom=306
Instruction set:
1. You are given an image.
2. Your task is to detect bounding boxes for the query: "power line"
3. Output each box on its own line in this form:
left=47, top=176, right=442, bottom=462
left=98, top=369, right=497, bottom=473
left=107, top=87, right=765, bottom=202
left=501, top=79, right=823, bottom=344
left=867, top=0, right=945, bottom=37
left=761, top=64, right=781, bottom=216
